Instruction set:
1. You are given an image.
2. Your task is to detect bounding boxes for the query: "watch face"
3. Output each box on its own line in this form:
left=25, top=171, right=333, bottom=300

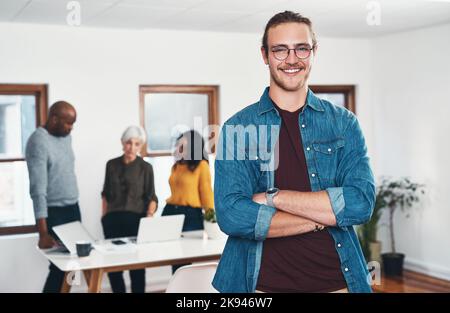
left=267, top=188, right=278, bottom=194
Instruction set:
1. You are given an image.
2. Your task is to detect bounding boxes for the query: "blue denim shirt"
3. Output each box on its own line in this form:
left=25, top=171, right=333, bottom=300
left=212, top=87, right=375, bottom=293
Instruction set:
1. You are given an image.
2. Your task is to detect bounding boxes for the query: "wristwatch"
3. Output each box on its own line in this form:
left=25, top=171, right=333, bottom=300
left=266, top=187, right=279, bottom=207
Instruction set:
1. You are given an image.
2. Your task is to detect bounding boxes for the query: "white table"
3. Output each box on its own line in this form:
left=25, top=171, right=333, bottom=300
left=38, top=236, right=226, bottom=293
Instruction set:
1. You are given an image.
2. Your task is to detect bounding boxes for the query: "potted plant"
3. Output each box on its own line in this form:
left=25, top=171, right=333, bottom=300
left=357, top=197, right=382, bottom=264
left=203, top=209, right=226, bottom=240
left=377, top=177, right=425, bottom=276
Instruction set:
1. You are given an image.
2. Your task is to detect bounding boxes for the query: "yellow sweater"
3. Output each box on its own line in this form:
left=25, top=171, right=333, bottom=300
left=166, top=160, right=214, bottom=209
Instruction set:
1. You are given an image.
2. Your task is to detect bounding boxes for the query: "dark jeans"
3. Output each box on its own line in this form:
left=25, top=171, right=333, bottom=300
left=101, top=211, right=146, bottom=293
left=162, top=204, right=204, bottom=274
left=43, top=203, right=81, bottom=293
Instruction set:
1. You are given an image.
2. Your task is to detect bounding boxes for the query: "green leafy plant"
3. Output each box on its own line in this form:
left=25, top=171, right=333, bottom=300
left=203, top=209, right=217, bottom=223
left=377, top=177, right=425, bottom=254
left=357, top=198, right=382, bottom=261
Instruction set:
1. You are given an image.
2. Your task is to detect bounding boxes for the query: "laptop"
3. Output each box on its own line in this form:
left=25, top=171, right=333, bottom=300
left=52, top=221, right=136, bottom=255
left=51, top=221, right=96, bottom=255
left=136, top=214, right=185, bottom=244
left=49, top=215, right=185, bottom=255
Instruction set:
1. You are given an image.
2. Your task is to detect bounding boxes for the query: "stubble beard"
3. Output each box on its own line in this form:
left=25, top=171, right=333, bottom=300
left=270, top=65, right=310, bottom=92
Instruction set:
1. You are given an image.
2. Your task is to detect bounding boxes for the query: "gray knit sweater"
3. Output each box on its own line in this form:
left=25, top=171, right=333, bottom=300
left=25, top=127, right=79, bottom=219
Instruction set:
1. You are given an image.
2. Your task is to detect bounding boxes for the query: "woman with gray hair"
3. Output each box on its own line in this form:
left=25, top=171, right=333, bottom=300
left=101, top=125, right=158, bottom=293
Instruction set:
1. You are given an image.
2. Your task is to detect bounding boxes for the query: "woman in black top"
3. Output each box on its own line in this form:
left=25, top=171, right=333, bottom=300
left=101, top=125, right=158, bottom=293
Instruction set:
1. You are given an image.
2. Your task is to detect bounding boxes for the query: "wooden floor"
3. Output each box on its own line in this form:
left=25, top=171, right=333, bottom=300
left=373, top=270, right=450, bottom=293
left=157, top=270, right=450, bottom=293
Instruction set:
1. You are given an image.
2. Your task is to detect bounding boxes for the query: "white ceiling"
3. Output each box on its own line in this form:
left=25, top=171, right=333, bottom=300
left=1, top=0, right=450, bottom=37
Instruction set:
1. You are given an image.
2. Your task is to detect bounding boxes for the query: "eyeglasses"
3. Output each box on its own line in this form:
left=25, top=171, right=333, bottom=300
left=271, top=45, right=314, bottom=61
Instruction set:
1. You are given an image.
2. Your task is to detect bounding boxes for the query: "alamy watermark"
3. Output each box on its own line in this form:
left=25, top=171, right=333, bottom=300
left=366, top=1, right=381, bottom=26
left=167, top=117, right=280, bottom=172
left=66, top=1, right=81, bottom=27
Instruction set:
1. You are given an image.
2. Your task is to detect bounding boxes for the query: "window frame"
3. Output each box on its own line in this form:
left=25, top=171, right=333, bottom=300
left=139, top=85, right=220, bottom=157
left=0, top=84, right=48, bottom=236
left=309, top=85, right=356, bottom=114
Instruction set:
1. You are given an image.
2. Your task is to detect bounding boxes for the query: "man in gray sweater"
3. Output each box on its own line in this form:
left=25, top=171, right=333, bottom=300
left=25, top=101, right=80, bottom=293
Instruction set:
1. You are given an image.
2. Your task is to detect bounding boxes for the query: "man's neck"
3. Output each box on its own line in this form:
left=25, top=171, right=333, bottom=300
left=44, top=124, right=57, bottom=137
left=269, top=84, right=308, bottom=112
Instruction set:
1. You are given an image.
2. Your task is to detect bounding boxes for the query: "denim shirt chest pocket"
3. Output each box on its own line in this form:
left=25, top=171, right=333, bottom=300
left=312, top=138, right=345, bottom=186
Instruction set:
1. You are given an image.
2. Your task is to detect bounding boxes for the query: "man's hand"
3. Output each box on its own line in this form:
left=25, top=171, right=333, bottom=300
left=252, top=192, right=267, bottom=205
left=37, top=218, right=56, bottom=249
left=38, top=233, right=56, bottom=249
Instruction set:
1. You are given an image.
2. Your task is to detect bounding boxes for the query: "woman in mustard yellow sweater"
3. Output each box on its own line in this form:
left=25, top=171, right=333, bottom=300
left=162, top=129, right=214, bottom=236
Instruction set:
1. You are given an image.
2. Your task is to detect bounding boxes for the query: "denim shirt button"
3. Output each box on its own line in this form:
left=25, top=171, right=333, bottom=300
left=301, top=124, right=306, bottom=128
left=344, top=267, right=349, bottom=272
left=327, top=148, right=332, bottom=152
left=337, top=243, right=342, bottom=248
left=306, top=147, right=311, bottom=151
left=311, top=173, right=316, bottom=177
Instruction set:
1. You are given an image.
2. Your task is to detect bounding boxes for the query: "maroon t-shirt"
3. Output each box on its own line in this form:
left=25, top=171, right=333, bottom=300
left=256, top=102, right=347, bottom=293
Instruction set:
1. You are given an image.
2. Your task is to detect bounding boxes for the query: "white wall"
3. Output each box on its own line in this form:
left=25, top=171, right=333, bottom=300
left=372, top=23, right=450, bottom=280
left=1, top=22, right=374, bottom=292
left=0, top=234, right=48, bottom=292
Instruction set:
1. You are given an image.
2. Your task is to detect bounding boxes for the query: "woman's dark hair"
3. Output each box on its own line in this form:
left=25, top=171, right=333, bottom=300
left=174, top=130, right=209, bottom=172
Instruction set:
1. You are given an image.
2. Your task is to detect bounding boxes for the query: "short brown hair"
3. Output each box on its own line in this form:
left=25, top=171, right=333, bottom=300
left=262, top=11, right=317, bottom=56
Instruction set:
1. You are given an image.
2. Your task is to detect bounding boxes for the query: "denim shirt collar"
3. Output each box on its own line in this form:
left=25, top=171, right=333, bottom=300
left=257, top=86, right=324, bottom=116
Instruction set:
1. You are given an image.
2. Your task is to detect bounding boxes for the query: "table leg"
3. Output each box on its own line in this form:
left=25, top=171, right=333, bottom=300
left=83, top=270, right=91, bottom=286
left=88, top=268, right=104, bottom=293
left=60, top=272, right=72, bottom=293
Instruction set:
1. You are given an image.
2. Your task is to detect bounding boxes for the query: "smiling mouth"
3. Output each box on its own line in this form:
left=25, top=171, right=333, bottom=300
left=281, top=68, right=303, bottom=74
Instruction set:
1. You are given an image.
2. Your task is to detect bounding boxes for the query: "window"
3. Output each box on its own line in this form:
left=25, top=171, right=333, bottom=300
left=0, top=84, right=48, bottom=235
left=310, top=85, right=356, bottom=114
left=139, top=85, right=219, bottom=157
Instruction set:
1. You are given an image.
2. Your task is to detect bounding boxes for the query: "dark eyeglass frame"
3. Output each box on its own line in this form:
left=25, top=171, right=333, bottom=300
left=271, top=45, right=315, bottom=61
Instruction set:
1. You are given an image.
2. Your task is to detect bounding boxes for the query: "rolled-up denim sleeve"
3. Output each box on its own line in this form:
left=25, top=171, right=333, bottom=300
left=254, top=204, right=276, bottom=240
left=214, top=122, right=276, bottom=241
left=327, top=114, right=376, bottom=227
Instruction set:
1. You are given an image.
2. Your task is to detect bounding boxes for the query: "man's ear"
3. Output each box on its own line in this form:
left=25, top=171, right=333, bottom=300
left=261, top=46, right=269, bottom=65
left=50, top=115, right=60, bottom=127
left=313, top=44, right=318, bottom=57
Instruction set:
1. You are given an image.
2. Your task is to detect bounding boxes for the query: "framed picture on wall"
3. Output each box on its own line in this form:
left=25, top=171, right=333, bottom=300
left=139, top=85, right=219, bottom=157
left=310, top=85, right=356, bottom=114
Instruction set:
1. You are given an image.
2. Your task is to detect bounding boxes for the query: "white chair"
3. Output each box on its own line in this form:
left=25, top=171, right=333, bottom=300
left=165, top=262, right=219, bottom=293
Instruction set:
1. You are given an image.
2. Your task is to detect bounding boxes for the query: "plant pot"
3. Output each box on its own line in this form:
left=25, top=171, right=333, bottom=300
left=369, top=241, right=382, bottom=264
left=381, top=253, right=405, bottom=277
left=204, top=221, right=227, bottom=240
